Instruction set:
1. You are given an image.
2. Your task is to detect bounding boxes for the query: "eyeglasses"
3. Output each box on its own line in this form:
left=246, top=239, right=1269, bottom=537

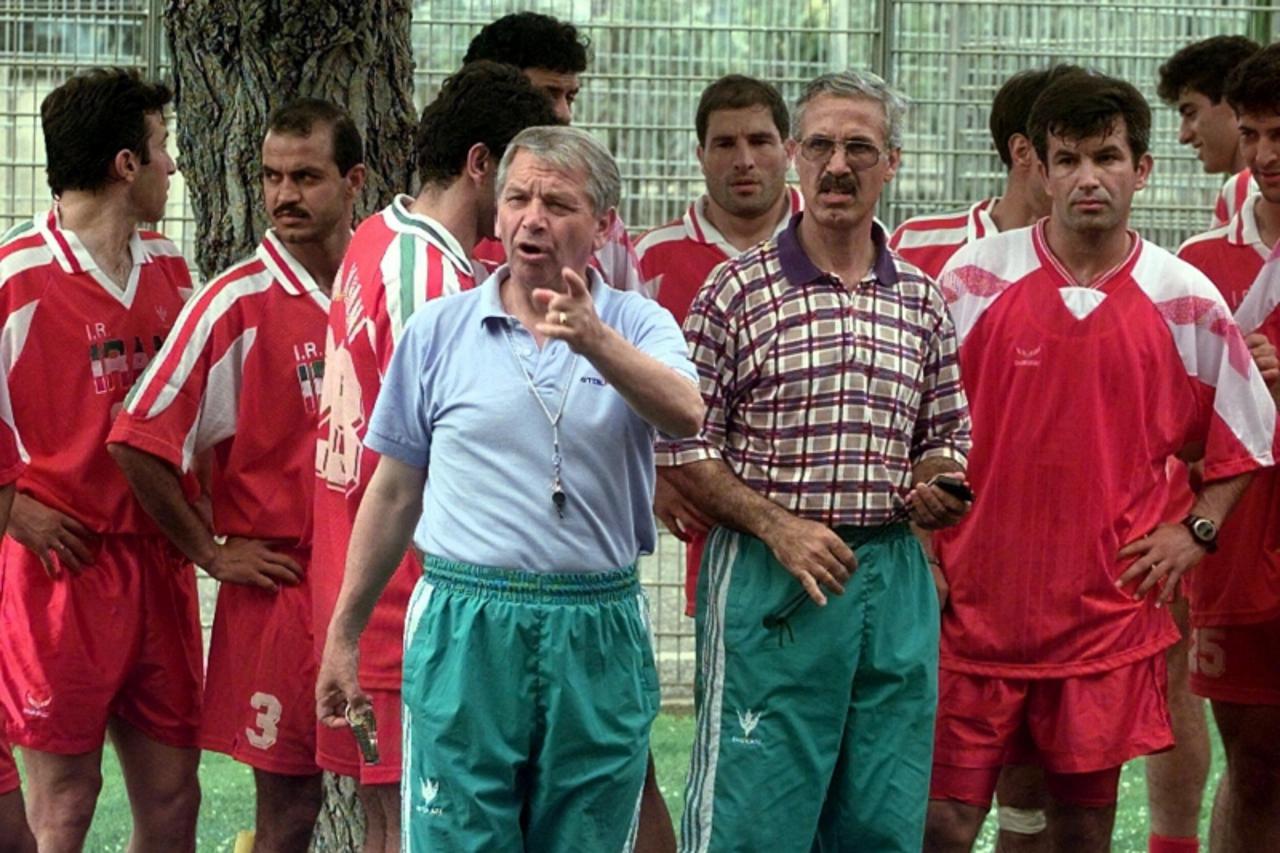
left=797, top=136, right=883, bottom=169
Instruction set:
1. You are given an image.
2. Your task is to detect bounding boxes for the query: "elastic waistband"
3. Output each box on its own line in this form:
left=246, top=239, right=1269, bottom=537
left=423, top=556, right=639, bottom=604
left=832, top=521, right=913, bottom=548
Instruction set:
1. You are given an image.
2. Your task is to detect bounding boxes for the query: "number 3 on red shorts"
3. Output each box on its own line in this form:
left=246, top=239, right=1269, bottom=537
left=246, top=691, right=283, bottom=749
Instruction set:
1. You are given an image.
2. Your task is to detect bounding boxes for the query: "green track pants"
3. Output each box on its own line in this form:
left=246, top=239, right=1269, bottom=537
left=681, top=524, right=939, bottom=852
left=400, top=557, right=660, bottom=852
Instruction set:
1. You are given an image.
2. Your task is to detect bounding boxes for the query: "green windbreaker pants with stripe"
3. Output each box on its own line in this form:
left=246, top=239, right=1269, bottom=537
left=681, top=524, right=939, bottom=852
left=400, top=557, right=660, bottom=852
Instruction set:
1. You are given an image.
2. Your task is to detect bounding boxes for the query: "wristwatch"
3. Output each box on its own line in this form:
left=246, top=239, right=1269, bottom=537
left=1181, top=514, right=1219, bottom=553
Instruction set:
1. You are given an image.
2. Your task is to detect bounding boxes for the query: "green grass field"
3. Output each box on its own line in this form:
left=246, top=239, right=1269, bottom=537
left=51, top=712, right=1223, bottom=851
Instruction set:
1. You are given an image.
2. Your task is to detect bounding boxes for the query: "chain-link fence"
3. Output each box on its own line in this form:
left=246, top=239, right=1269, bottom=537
left=3, top=0, right=1279, bottom=703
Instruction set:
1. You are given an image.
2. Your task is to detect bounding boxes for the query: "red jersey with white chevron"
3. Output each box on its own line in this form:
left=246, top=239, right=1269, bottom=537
left=475, top=212, right=648, bottom=294
left=110, top=230, right=328, bottom=544
left=635, top=188, right=802, bottom=325
left=935, top=221, right=1278, bottom=677
left=1193, top=240, right=1280, bottom=627
left=889, top=198, right=999, bottom=280
left=1212, top=169, right=1257, bottom=230
left=0, top=209, right=190, bottom=533
left=1180, top=193, right=1270, bottom=312
left=313, top=197, right=476, bottom=687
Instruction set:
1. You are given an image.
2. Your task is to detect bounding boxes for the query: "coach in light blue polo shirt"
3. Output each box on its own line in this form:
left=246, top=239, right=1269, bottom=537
left=315, top=125, right=703, bottom=853
left=365, top=261, right=694, bottom=571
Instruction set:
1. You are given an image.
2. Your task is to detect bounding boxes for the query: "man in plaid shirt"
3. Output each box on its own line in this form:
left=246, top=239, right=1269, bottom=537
left=659, top=69, right=972, bottom=852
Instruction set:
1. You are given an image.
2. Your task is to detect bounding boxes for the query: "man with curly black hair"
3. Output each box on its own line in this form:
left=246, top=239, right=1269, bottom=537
left=463, top=12, right=588, bottom=124
left=465, top=13, right=651, bottom=298
left=1158, top=36, right=1261, bottom=228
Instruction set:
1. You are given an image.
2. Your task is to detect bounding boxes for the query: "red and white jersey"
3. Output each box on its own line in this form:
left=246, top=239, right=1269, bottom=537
left=474, top=213, right=648, bottom=295
left=313, top=197, right=476, bottom=688
left=935, top=221, right=1278, bottom=677
left=1179, top=193, right=1270, bottom=312
left=635, top=188, right=802, bottom=326
left=889, top=198, right=999, bottom=280
left=1196, top=244, right=1280, bottom=626
left=1212, top=169, right=1257, bottom=230
left=0, top=208, right=190, bottom=533
left=110, top=230, right=329, bottom=544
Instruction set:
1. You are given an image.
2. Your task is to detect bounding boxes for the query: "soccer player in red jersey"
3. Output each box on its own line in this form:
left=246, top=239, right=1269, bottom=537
left=1142, top=37, right=1266, bottom=853
left=0, top=68, right=200, bottom=852
left=109, top=99, right=366, bottom=852
left=890, top=66, right=1079, bottom=280
left=895, top=64, right=1082, bottom=853
left=924, top=72, right=1279, bottom=853
left=310, top=64, right=556, bottom=852
left=1158, top=37, right=1261, bottom=230
left=464, top=13, right=649, bottom=296
left=636, top=74, right=798, bottom=619
left=1175, top=44, right=1280, bottom=853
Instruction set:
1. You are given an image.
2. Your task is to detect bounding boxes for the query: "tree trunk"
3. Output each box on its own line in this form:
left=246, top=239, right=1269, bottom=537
left=313, top=771, right=366, bottom=851
left=164, top=1, right=415, bottom=846
left=165, top=0, right=416, bottom=278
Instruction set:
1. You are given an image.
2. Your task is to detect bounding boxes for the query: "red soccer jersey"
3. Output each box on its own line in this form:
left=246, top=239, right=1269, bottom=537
left=935, top=221, right=1278, bottom=677
left=110, top=231, right=328, bottom=544
left=0, top=209, right=190, bottom=533
left=474, top=212, right=647, bottom=294
left=1180, top=194, right=1270, bottom=311
left=1195, top=238, right=1280, bottom=627
left=1212, top=169, right=1256, bottom=230
left=635, top=189, right=802, bottom=326
left=889, top=198, right=999, bottom=280
left=313, top=198, right=476, bottom=688
left=1178, top=195, right=1278, bottom=626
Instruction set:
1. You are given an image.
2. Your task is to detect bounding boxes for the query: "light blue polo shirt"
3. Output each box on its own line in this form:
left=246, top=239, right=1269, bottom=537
left=366, top=266, right=697, bottom=573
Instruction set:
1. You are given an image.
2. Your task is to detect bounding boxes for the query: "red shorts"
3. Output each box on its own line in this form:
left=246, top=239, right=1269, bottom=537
left=684, top=530, right=707, bottom=617
left=0, top=535, right=202, bottom=753
left=0, top=738, right=17, bottom=795
left=315, top=687, right=402, bottom=785
left=201, top=563, right=318, bottom=776
left=931, top=653, right=1172, bottom=804
left=1189, top=618, right=1280, bottom=705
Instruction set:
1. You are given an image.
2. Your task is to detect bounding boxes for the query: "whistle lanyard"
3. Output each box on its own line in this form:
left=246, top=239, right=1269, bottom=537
left=501, top=323, right=575, bottom=518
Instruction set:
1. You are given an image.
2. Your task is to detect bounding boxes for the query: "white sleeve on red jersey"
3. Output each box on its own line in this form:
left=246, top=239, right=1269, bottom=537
left=935, top=228, right=1039, bottom=346
left=1234, top=244, right=1280, bottom=336
left=1211, top=169, right=1256, bottom=230
left=115, top=259, right=271, bottom=471
left=596, top=215, right=650, bottom=297
left=0, top=221, right=55, bottom=466
left=1133, top=245, right=1277, bottom=479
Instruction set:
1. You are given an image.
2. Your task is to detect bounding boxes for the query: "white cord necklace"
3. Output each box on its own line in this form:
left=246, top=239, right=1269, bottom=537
left=501, top=323, right=574, bottom=518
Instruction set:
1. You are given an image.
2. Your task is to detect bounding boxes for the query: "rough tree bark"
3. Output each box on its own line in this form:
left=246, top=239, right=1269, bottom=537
left=164, top=2, right=416, bottom=847
left=166, top=0, right=416, bottom=278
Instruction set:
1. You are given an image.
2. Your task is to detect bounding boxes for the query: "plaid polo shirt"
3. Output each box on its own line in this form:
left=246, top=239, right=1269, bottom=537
left=657, top=212, right=972, bottom=528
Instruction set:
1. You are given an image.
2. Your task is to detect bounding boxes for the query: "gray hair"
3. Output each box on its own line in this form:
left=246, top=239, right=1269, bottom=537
left=495, top=125, right=621, bottom=216
left=792, top=70, right=908, bottom=150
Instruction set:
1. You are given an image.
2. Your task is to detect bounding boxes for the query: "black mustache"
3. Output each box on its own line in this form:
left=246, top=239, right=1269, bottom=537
left=273, top=206, right=309, bottom=219
left=818, top=174, right=858, bottom=194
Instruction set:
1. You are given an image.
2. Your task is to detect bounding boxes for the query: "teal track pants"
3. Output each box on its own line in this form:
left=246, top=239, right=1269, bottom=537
left=400, top=557, right=660, bottom=852
left=681, top=524, right=939, bottom=852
